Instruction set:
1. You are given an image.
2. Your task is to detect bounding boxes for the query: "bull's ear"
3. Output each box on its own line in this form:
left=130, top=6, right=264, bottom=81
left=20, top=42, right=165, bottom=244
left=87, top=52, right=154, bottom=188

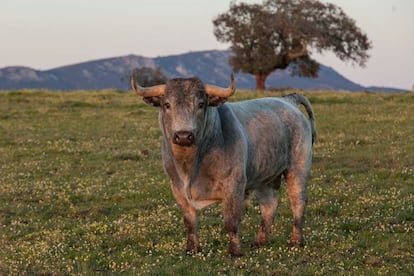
left=208, top=96, right=228, bottom=107
left=142, top=96, right=162, bottom=107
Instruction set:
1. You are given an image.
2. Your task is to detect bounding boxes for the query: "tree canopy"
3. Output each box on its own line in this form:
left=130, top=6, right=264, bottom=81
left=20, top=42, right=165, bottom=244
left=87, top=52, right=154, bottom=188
left=213, top=0, right=372, bottom=90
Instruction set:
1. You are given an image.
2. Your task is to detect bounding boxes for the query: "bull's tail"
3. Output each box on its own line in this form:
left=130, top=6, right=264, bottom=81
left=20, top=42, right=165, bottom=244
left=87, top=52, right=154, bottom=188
left=283, top=93, right=317, bottom=144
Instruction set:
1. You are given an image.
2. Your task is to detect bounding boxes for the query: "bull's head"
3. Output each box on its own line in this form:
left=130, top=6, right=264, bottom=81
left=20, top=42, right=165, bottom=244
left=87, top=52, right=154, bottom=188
left=131, top=69, right=235, bottom=147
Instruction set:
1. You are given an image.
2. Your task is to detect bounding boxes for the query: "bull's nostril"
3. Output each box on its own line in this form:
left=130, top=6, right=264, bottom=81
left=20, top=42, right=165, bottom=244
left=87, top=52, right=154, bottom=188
left=173, top=131, right=195, bottom=146
left=174, top=134, right=180, bottom=144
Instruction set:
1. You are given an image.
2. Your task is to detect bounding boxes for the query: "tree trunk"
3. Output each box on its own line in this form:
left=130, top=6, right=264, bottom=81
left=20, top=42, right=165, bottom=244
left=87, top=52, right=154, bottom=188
left=255, top=74, right=268, bottom=90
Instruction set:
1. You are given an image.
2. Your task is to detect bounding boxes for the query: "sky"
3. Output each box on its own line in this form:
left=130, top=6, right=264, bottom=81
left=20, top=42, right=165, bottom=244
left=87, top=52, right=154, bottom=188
left=1, top=0, right=413, bottom=90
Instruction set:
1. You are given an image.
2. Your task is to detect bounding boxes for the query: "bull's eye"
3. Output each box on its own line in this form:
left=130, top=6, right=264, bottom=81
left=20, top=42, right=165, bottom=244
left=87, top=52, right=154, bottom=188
left=198, top=102, right=204, bottom=109
left=164, top=102, right=171, bottom=110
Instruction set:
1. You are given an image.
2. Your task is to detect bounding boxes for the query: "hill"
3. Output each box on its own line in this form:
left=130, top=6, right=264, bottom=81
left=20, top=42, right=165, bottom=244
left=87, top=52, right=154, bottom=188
left=0, top=50, right=405, bottom=92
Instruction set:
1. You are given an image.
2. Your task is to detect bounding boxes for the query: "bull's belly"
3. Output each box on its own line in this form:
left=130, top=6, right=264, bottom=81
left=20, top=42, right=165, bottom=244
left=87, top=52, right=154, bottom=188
left=190, top=199, right=221, bottom=210
left=184, top=158, right=287, bottom=210
left=246, top=164, right=286, bottom=190
left=246, top=174, right=280, bottom=190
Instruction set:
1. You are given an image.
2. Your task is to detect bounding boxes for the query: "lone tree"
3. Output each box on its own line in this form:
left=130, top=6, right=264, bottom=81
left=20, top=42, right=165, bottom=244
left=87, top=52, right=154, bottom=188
left=213, top=0, right=372, bottom=90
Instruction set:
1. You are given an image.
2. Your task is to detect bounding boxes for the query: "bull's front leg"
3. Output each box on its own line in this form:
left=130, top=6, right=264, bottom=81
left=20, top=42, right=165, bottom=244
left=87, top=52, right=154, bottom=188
left=223, top=179, right=245, bottom=257
left=170, top=182, right=200, bottom=254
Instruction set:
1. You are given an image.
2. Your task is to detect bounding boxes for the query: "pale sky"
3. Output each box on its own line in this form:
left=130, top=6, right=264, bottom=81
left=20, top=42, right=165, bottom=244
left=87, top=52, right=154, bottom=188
left=1, top=0, right=413, bottom=89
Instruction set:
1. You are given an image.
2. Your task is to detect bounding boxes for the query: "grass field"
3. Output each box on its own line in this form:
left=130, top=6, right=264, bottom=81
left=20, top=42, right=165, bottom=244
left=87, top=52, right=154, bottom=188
left=0, top=90, right=413, bottom=274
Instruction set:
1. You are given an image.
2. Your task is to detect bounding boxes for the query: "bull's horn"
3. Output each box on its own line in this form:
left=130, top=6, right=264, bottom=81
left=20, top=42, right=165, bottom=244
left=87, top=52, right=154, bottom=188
left=205, top=73, right=235, bottom=98
left=130, top=69, right=166, bottom=97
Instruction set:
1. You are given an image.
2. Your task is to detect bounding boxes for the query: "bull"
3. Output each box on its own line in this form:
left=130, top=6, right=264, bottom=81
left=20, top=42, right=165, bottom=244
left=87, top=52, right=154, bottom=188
left=131, top=71, right=316, bottom=257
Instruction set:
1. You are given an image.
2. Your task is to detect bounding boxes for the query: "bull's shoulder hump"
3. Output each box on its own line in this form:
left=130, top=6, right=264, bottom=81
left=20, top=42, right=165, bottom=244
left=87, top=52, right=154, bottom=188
left=231, top=97, right=289, bottom=106
left=228, top=97, right=295, bottom=114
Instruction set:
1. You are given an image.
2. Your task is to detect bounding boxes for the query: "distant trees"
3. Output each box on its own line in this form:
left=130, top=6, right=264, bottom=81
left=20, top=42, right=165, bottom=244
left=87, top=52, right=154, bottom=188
left=213, top=0, right=372, bottom=90
left=122, top=67, right=168, bottom=89
left=132, top=67, right=168, bottom=86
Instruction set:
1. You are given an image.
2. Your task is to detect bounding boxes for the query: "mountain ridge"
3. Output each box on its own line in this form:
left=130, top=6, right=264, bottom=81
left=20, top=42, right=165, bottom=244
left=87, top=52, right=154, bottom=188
left=0, top=50, right=406, bottom=92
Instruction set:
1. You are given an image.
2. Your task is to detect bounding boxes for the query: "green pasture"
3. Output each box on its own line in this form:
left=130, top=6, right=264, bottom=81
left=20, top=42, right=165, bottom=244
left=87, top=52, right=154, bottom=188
left=0, top=90, right=413, bottom=274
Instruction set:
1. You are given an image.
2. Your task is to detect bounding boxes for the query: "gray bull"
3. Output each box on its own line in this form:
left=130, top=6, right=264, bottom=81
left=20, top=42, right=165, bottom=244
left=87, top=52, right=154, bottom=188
left=131, top=72, right=316, bottom=257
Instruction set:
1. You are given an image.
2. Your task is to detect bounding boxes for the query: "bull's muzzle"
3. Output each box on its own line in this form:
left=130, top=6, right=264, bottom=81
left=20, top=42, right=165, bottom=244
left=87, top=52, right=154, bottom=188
left=173, top=131, right=195, bottom=147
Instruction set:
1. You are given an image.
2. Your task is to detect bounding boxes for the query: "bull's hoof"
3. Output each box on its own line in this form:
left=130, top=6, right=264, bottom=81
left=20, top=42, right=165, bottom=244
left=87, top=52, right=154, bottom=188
left=252, top=233, right=268, bottom=248
left=185, top=240, right=201, bottom=255
left=229, top=249, right=244, bottom=257
left=288, top=239, right=304, bottom=248
left=185, top=244, right=201, bottom=255
left=229, top=244, right=244, bottom=257
left=251, top=240, right=267, bottom=249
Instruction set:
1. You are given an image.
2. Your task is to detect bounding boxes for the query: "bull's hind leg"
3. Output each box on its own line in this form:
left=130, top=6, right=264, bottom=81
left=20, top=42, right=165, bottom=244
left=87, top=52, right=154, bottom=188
left=285, top=170, right=307, bottom=247
left=253, top=176, right=281, bottom=247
